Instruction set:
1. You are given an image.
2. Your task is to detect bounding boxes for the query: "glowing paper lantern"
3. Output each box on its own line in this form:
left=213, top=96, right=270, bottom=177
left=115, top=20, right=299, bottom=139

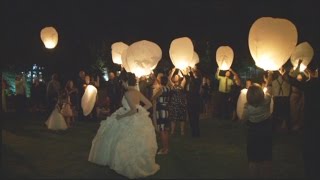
left=111, top=42, right=129, bottom=65
left=290, top=42, right=314, bottom=72
left=169, top=37, right=194, bottom=70
left=216, top=46, right=234, bottom=70
left=237, top=88, right=274, bottom=120
left=40, top=27, right=58, bottom=49
left=248, top=17, right=298, bottom=71
left=81, top=85, right=97, bottom=116
left=125, top=40, right=162, bottom=77
left=121, top=49, right=131, bottom=72
left=189, top=52, right=199, bottom=68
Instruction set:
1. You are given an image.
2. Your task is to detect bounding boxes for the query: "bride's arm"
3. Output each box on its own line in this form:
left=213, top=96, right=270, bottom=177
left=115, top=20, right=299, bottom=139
left=140, top=92, right=152, bottom=110
left=116, top=92, right=138, bottom=120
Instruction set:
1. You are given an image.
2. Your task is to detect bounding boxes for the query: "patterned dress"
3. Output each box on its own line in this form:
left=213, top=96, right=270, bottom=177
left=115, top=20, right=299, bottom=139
left=155, top=86, right=171, bottom=131
left=168, top=85, right=187, bottom=122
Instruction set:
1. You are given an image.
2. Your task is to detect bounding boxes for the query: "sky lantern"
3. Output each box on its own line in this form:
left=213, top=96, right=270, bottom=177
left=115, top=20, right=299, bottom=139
left=216, top=46, right=234, bottom=70
left=40, top=27, right=58, bottom=49
left=169, top=37, right=194, bottom=70
left=111, top=42, right=129, bottom=65
left=125, top=40, right=162, bottom=77
left=121, top=49, right=131, bottom=72
left=189, top=51, right=199, bottom=68
left=248, top=17, right=298, bottom=71
left=81, top=85, right=97, bottom=116
left=290, top=42, right=314, bottom=72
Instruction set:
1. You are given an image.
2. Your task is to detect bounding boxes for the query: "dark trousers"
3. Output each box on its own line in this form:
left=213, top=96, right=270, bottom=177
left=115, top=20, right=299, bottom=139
left=218, top=92, right=231, bottom=119
left=272, top=96, right=290, bottom=130
left=188, top=99, right=201, bottom=137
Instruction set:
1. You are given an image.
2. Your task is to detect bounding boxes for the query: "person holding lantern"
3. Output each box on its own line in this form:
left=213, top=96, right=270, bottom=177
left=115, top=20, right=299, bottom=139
left=288, top=61, right=308, bottom=132
left=287, top=59, right=320, bottom=179
left=271, top=67, right=291, bottom=132
left=168, top=67, right=187, bottom=136
left=88, top=72, right=159, bottom=179
left=106, top=71, right=122, bottom=114
left=186, top=66, right=203, bottom=137
left=240, top=77, right=273, bottom=178
left=215, top=67, right=237, bottom=119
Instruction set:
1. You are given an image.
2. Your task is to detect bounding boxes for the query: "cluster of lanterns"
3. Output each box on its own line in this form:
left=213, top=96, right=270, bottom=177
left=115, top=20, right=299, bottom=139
left=40, top=16, right=315, bottom=117
left=111, top=37, right=199, bottom=78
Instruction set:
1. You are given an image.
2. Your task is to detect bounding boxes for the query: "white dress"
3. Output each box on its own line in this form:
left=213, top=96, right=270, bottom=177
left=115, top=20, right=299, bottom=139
left=88, top=97, right=160, bottom=179
left=45, top=107, right=68, bottom=130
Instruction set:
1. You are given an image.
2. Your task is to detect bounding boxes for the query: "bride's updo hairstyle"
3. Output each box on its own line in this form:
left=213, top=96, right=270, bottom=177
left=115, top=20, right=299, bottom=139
left=127, top=72, right=137, bottom=86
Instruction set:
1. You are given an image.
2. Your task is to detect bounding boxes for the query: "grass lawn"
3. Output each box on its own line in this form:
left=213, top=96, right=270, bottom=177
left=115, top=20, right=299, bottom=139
left=2, top=112, right=304, bottom=179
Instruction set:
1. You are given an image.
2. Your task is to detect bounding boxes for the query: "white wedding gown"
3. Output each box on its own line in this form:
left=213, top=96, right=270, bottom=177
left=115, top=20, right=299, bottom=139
left=88, top=96, right=160, bottom=179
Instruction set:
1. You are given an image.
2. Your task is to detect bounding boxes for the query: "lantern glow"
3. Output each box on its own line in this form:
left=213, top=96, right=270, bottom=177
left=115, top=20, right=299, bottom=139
left=81, top=85, right=97, bottom=116
left=189, top=52, right=200, bottom=68
left=125, top=40, right=162, bottom=77
left=216, top=46, right=234, bottom=70
left=111, top=42, right=129, bottom=65
left=290, top=42, right=314, bottom=72
left=121, top=49, right=131, bottom=72
left=248, top=17, right=298, bottom=71
left=169, top=37, right=194, bottom=70
left=40, top=27, right=58, bottom=49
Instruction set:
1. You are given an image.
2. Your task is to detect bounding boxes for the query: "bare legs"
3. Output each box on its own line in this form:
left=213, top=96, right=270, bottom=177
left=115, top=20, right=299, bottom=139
left=171, top=121, right=185, bottom=136
left=158, top=130, right=169, bottom=155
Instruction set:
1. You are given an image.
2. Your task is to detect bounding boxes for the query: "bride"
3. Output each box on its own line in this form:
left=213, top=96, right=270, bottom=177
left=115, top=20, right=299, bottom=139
left=88, top=72, right=160, bottom=179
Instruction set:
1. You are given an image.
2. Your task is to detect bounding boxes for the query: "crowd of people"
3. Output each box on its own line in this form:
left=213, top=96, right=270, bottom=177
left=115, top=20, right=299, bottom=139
left=2, top=60, right=319, bottom=179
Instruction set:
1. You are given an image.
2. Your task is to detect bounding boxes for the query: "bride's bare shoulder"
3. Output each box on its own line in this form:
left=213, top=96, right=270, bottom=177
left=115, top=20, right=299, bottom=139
left=125, top=89, right=140, bottom=96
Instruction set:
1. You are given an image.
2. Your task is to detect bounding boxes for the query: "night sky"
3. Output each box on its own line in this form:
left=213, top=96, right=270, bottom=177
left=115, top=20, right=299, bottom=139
left=3, top=0, right=320, bottom=76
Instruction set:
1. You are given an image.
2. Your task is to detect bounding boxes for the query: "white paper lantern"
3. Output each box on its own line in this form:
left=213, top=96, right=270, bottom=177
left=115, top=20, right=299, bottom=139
left=121, top=49, right=131, bottom=72
left=169, top=37, right=194, bottom=70
left=189, top=51, right=200, bottom=68
left=151, top=63, right=158, bottom=70
left=111, top=42, right=129, bottom=65
left=81, top=85, right=97, bottom=116
left=216, top=46, right=234, bottom=70
left=237, top=88, right=274, bottom=120
left=290, top=42, right=314, bottom=72
left=40, top=27, right=58, bottom=49
left=248, top=17, right=298, bottom=71
left=125, top=40, right=162, bottom=77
